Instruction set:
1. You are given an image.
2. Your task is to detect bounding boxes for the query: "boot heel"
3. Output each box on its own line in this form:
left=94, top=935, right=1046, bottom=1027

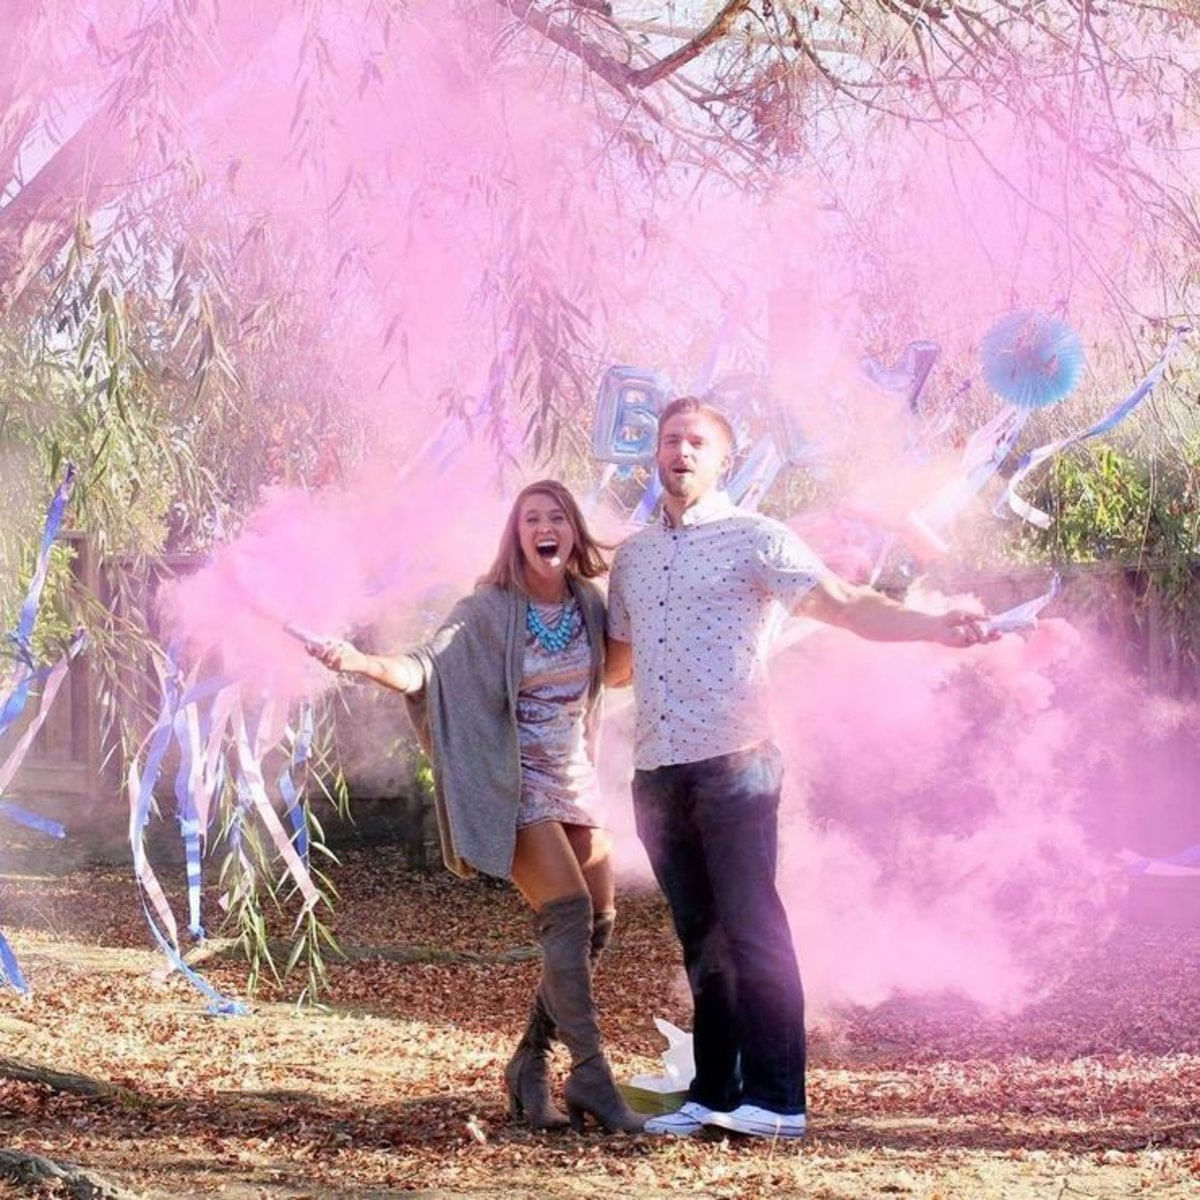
left=567, top=1104, right=587, bottom=1134
left=505, top=1045, right=568, bottom=1130
left=563, top=1056, right=646, bottom=1134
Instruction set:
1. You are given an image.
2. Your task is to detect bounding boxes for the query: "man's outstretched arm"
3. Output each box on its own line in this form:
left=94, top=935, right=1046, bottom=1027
left=796, top=572, right=994, bottom=648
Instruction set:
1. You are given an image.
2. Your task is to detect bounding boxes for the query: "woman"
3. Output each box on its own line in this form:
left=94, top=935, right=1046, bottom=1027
left=308, top=480, right=642, bottom=1134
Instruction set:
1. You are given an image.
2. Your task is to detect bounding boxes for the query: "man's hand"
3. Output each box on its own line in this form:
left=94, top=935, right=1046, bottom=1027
left=799, top=574, right=1000, bottom=646
left=926, top=610, right=1000, bottom=649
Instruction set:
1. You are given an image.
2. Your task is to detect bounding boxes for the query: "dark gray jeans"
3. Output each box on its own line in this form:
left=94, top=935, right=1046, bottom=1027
left=633, top=741, right=806, bottom=1115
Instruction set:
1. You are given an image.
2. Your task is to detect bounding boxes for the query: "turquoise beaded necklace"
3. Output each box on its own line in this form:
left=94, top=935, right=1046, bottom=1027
left=526, top=598, right=579, bottom=653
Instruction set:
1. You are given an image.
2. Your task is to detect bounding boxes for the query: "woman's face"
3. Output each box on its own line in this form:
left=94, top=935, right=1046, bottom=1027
left=517, top=492, right=576, bottom=588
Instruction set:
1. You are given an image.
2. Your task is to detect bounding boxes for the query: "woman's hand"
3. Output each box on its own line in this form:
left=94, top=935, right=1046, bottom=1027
left=306, top=640, right=423, bottom=694
left=306, top=638, right=371, bottom=676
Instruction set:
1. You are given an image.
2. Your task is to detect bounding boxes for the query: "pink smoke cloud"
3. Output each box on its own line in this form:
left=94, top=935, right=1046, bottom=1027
left=158, top=440, right=511, bottom=697
left=72, top=4, right=1192, bottom=1018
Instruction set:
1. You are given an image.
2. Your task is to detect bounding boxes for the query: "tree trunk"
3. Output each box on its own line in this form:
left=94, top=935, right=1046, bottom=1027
left=0, top=1147, right=145, bottom=1200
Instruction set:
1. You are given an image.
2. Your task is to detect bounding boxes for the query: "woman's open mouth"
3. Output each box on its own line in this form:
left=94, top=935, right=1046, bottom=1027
left=536, top=539, right=562, bottom=566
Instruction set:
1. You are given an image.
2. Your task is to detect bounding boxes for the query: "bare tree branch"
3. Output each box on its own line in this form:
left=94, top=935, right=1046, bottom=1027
left=626, top=1, right=753, bottom=89
left=493, top=0, right=754, bottom=93
left=625, top=15, right=846, bottom=53
left=493, top=0, right=634, bottom=93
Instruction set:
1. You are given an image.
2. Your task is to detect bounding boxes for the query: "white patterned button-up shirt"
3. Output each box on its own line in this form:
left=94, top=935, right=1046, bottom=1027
left=608, top=490, right=826, bottom=770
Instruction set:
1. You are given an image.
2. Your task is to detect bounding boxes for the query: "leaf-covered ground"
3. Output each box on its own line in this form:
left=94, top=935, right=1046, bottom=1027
left=1, top=842, right=1198, bottom=1199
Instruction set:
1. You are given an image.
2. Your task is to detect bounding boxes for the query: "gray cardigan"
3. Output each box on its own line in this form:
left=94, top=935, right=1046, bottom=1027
left=403, top=577, right=607, bottom=880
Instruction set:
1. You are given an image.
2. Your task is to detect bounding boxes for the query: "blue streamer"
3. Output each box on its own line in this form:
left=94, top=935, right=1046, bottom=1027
left=227, top=700, right=266, bottom=868
left=178, top=673, right=238, bottom=708
left=911, top=405, right=1030, bottom=539
left=0, top=930, right=29, bottom=994
left=180, top=812, right=204, bottom=940
left=130, top=654, right=245, bottom=1013
left=11, top=465, right=77, bottom=654
left=131, top=672, right=179, bottom=862
left=0, top=663, right=53, bottom=740
left=276, top=702, right=313, bottom=861
left=0, top=627, right=84, bottom=996
left=173, top=698, right=205, bottom=941
left=861, top=340, right=940, bottom=414
left=0, top=800, right=66, bottom=838
left=0, top=466, right=76, bottom=744
left=140, top=897, right=247, bottom=1016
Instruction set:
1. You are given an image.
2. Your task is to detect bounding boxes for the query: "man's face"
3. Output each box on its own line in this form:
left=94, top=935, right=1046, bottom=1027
left=656, top=411, right=732, bottom=505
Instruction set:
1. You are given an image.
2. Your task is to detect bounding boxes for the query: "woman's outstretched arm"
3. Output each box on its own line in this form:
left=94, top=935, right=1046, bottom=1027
left=306, top=639, right=424, bottom=694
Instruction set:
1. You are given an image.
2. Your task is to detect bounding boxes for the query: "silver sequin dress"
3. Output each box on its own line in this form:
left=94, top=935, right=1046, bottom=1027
left=515, top=598, right=602, bottom=829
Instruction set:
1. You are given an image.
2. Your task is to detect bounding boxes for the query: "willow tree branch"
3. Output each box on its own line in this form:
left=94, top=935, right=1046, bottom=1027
left=494, top=0, right=752, bottom=92
left=0, top=113, right=118, bottom=315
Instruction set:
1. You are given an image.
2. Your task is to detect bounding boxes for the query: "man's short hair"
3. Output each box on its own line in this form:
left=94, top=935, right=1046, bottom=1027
left=657, top=396, right=736, bottom=451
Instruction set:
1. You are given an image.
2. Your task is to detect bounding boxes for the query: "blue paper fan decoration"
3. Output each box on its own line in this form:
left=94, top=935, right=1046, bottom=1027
left=980, top=310, right=1084, bottom=409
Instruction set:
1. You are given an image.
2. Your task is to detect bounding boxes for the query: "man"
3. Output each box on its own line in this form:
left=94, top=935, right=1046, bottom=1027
left=606, top=396, right=992, bottom=1139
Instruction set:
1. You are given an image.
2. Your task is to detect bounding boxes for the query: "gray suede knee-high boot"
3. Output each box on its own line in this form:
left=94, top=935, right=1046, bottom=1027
left=589, top=908, right=617, bottom=969
left=504, top=992, right=569, bottom=1129
left=536, top=893, right=643, bottom=1134
left=505, top=908, right=618, bottom=1130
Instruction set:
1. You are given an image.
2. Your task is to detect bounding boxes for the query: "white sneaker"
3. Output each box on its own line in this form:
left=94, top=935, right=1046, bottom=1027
left=643, top=1100, right=713, bottom=1137
left=704, top=1103, right=807, bottom=1139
